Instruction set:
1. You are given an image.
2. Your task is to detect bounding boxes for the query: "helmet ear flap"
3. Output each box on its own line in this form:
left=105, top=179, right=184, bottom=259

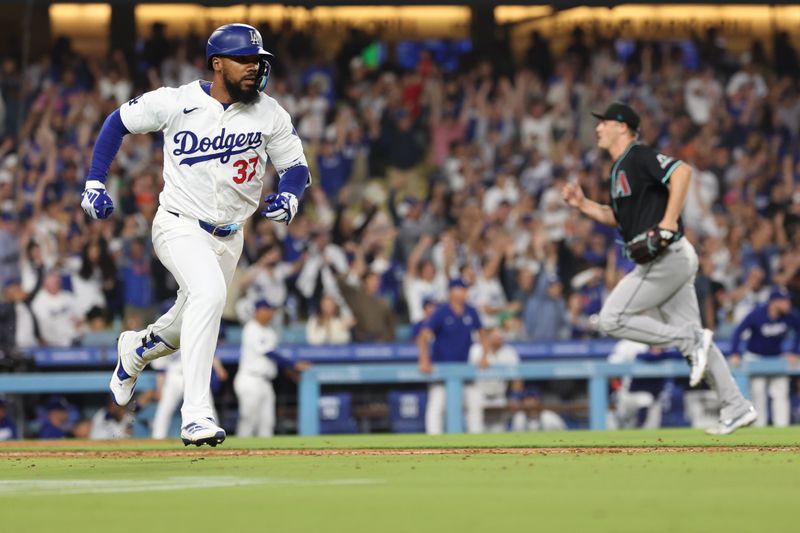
left=257, top=59, right=271, bottom=92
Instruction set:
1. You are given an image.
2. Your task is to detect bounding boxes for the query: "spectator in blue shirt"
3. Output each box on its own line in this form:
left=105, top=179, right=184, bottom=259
left=317, top=138, right=353, bottom=203
left=0, top=398, right=18, bottom=440
left=121, top=237, right=153, bottom=319
left=38, top=396, right=71, bottom=439
left=417, top=278, right=490, bottom=434
left=729, top=286, right=800, bottom=427
left=523, top=272, right=568, bottom=340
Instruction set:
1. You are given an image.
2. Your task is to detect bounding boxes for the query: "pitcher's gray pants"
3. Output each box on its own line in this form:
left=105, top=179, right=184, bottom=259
left=598, top=238, right=750, bottom=420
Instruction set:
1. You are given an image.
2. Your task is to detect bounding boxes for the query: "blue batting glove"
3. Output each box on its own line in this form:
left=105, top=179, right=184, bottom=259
left=262, top=192, right=298, bottom=225
left=81, top=180, right=115, bottom=220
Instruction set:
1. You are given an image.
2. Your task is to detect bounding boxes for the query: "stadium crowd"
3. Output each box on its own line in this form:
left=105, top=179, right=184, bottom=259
left=0, top=24, right=799, bottom=354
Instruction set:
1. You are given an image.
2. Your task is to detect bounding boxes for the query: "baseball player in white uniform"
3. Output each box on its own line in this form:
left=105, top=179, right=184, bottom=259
left=465, top=328, right=523, bottom=433
left=81, top=24, right=309, bottom=446
left=234, top=299, right=310, bottom=437
left=89, top=399, right=135, bottom=440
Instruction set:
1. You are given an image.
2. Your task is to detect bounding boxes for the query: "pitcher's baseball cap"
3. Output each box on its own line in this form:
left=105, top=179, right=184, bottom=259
left=592, top=103, right=640, bottom=132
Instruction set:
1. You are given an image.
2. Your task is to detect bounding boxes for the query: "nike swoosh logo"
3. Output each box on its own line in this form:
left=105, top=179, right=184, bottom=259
left=183, top=107, right=199, bottom=114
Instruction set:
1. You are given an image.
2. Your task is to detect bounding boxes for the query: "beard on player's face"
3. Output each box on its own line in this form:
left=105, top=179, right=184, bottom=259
left=222, top=69, right=259, bottom=104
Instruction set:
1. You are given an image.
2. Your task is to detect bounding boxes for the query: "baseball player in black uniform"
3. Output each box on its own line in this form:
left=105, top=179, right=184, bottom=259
left=562, top=103, right=756, bottom=435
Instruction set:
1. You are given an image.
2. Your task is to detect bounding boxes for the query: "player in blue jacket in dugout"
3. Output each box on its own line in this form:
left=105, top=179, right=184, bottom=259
left=729, top=286, right=800, bottom=427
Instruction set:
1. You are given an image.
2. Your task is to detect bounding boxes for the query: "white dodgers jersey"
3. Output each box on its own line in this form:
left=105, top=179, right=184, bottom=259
left=239, top=320, right=280, bottom=380
left=119, top=81, right=307, bottom=224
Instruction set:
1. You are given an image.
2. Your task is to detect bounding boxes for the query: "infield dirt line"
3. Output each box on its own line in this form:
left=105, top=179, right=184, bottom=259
left=2, top=446, right=800, bottom=458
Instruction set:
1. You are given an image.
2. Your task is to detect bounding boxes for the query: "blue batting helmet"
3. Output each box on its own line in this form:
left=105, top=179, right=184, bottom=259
left=206, top=23, right=273, bottom=91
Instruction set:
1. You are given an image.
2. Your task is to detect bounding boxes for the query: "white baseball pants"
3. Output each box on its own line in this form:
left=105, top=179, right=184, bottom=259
left=148, top=207, right=243, bottom=426
left=745, top=352, right=791, bottom=427
left=425, top=383, right=483, bottom=434
left=234, top=372, right=276, bottom=437
left=151, top=370, right=183, bottom=439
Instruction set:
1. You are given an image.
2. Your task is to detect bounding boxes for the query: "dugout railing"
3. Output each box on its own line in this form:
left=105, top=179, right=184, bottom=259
left=1, top=359, right=798, bottom=435
left=296, top=359, right=800, bottom=435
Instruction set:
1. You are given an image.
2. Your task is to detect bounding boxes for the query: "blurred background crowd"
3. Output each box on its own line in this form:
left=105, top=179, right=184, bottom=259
left=2, top=22, right=800, bottom=356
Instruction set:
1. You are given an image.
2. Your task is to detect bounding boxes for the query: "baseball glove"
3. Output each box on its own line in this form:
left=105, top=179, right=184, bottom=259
left=626, top=226, right=677, bottom=264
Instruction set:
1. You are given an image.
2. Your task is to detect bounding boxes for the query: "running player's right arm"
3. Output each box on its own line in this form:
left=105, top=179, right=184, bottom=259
left=87, top=90, right=176, bottom=184
left=82, top=89, right=176, bottom=219
left=561, top=182, right=617, bottom=226
left=80, top=108, right=129, bottom=219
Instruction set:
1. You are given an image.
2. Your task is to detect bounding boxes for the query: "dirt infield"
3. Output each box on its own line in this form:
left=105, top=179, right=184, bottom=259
left=2, top=440, right=800, bottom=458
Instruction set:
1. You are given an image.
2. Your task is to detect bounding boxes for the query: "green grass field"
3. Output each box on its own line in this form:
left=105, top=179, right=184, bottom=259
left=2, top=428, right=799, bottom=533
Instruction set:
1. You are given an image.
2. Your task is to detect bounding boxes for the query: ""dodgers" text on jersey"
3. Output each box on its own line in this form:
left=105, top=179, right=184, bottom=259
left=172, top=128, right=263, bottom=166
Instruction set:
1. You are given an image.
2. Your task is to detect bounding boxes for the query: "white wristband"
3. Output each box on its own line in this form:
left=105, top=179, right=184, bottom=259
left=85, top=180, right=106, bottom=190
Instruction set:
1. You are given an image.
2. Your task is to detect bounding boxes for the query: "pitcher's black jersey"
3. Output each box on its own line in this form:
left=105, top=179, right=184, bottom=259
left=608, top=142, right=684, bottom=242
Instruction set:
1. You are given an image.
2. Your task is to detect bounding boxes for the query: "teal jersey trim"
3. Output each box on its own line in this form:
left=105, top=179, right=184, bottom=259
left=661, top=160, right=683, bottom=184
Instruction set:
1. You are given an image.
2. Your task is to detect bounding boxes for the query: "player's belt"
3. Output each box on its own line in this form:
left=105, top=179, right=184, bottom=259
left=168, top=211, right=241, bottom=237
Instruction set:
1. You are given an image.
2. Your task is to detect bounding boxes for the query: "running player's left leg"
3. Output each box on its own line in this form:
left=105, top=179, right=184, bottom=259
left=178, top=231, right=243, bottom=431
left=658, top=281, right=752, bottom=419
left=657, top=278, right=755, bottom=434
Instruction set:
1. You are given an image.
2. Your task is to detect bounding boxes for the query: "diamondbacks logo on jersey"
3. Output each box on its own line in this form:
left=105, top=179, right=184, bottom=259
left=172, top=129, right=263, bottom=166
left=612, top=170, right=632, bottom=199
left=657, top=154, right=675, bottom=169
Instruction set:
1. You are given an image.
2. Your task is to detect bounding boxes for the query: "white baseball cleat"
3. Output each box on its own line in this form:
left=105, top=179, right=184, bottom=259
left=181, top=418, right=226, bottom=447
left=705, top=406, right=758, bottom=435
left=688, top=328, right=712, bottom=387
left=109, top=331, right=147, bottom=406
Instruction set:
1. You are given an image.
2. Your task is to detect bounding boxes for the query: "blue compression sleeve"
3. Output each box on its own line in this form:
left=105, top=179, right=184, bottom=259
left=86, top=109, right=130, bottom=184
left=265, top=350, right=294, bottom=371
left=277, top=165, right=310, bottom=199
